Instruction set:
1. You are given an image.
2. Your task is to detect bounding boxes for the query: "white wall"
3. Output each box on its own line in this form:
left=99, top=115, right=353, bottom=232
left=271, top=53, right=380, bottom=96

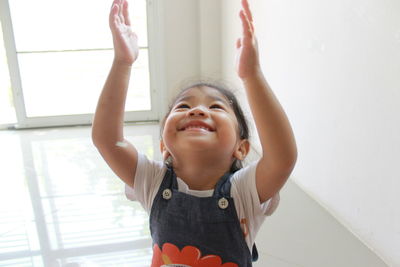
left=255, top=175, right=388, bottom=267
left=159, top=0, right=221, bottom=109
left=220, top=0, right=400, bottom=266
left=159, top=0, right=200, bottom=103
left=160, top=0, right=399, bottom=265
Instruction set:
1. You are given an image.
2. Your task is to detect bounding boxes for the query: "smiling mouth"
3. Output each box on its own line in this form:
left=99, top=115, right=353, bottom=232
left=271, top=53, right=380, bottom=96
left=178, top=123, right=215, bottom=132
left=181, top=125, right=214, bottom=132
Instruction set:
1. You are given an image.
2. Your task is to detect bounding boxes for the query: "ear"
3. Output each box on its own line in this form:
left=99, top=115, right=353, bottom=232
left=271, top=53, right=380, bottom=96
left=159, top=139, right=171, bottom=161
left=233, top=139, right=250, bottom=160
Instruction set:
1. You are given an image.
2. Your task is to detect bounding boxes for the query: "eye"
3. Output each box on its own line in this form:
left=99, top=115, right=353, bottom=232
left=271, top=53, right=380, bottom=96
left=175, top=103, right=190, bottom=109
left=210, top=104, right=225, bottom=110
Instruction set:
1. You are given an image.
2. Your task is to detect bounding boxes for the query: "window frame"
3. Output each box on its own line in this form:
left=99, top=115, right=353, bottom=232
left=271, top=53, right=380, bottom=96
left=0, top=0, right=165, bottom=130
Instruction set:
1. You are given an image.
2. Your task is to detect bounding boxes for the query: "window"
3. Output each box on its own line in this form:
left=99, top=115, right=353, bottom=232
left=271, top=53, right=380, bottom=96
left=0, top=126, right=157, bottom=266
left=0, top=0, right=161, bottom=129
left=0, top=20, right=16, bottom=125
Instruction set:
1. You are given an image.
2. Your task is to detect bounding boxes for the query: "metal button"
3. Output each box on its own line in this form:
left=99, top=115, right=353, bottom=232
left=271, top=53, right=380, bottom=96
left=218, top=197, right=229, bottom=209
left=162, top=189, right=172, bottom=200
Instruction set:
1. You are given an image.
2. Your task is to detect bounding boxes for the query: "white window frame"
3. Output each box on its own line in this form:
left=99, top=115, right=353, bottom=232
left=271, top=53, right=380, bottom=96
left=0, top=0, right=166, bottom=130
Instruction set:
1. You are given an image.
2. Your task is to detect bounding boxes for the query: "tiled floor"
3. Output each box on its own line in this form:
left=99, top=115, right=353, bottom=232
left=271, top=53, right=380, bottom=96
left=0, top=124, right=160, bottom=267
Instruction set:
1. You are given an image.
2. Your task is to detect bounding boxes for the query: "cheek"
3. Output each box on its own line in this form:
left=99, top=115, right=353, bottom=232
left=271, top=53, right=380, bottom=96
left=161, top=116, right=178, bottom=142
left=217, top=113, right=239, bottom=131
left=215, top=115, right=240, bottom=141
left=162, top=122, right=172, bottom=142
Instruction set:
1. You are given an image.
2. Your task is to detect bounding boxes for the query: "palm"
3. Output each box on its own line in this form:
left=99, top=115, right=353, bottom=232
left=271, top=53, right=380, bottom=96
left=236, top=36, right=260, bottom=79
left=109, top=0, right=139, bottom=65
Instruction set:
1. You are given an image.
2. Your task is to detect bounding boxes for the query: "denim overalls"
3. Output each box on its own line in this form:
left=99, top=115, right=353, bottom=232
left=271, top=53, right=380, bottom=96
left=149, top=166, right=258, bottom=267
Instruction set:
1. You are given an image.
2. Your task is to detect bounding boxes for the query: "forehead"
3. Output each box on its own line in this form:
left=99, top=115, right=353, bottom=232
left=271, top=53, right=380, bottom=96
left=175, top=86, right=231, bottom=105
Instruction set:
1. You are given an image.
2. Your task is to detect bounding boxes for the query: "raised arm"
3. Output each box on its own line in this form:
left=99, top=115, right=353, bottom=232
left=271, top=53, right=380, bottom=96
left=236, top=0, right=297, bottom=203
left=91, top=0, right=139, bottom=188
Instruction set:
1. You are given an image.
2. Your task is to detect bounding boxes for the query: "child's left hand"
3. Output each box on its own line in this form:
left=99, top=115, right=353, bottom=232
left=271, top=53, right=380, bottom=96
left=236, top=0, right=262, bottom=81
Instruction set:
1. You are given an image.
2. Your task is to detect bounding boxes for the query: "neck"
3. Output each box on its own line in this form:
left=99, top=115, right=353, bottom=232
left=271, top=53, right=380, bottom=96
left=171, top=152, right=233, bottom=190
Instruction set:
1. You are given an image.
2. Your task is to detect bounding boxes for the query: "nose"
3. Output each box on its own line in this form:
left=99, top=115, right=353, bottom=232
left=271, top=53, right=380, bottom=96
left=188, top=105, right=208, bottom=117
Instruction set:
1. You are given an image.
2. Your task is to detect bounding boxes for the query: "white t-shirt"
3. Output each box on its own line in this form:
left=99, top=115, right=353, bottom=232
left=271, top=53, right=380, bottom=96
left=125, top=153, right=280, bottom=252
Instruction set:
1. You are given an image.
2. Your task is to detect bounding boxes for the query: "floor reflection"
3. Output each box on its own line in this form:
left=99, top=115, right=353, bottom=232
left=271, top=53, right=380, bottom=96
left=0, top=124, right=161, bottom=267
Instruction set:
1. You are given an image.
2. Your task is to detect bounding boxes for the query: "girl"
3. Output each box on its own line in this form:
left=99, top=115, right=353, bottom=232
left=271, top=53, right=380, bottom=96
left=92, top=0, right=297, bottom=266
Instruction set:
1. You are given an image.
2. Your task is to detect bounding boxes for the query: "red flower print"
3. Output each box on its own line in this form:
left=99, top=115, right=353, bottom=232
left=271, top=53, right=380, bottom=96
left=152, top=243, right=238, bottom=267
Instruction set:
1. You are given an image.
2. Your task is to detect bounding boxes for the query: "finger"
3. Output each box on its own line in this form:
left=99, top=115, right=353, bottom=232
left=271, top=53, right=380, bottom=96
left=109, top=3, right=120, bottom=28
left=241, top=0, right=253, bottom=22
left=239, top=10, right=252, bottom=38
left=241, top=8, right=254, bottom=35
left=241, top=0, right=255, bottom=32
left=110, top=0, right=118, bottom=10
left=122, top=0, right=131, bottom=26
left=118, top=0, right=125, bottom=25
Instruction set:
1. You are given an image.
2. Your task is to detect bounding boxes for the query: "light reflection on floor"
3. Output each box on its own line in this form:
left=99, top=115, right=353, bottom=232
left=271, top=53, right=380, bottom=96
left=0, top=124, right=161, bottom=267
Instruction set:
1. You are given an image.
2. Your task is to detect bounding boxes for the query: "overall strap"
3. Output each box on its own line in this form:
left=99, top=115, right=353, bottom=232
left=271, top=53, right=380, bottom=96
left=213, top=172, right=233, bottom=198
left=160, top=165, right=178, bottom=190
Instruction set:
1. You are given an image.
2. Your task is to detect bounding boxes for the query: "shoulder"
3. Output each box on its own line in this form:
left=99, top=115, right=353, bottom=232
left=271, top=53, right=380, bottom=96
left=230, top=160, right=280, bottom=216
left=135, top=153, right=167, bottom=181
left=230, top=160, right=258, bottom=195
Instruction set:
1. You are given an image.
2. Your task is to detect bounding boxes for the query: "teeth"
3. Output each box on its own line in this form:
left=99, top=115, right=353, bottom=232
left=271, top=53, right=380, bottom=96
left=185, top=126, right=210, bottom=131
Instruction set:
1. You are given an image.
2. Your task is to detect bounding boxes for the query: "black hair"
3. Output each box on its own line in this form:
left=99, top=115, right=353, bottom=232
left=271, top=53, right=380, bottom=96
left=160, top=81, right=250, bottom=172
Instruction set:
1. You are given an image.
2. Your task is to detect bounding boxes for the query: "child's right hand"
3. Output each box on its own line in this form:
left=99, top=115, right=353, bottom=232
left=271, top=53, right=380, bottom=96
left=109, top=0, right=139, bottom=66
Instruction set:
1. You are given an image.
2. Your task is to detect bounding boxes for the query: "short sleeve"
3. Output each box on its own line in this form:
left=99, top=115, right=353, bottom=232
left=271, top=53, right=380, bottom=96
left=124, top=153, right=166, bottom=213
left=231, top=160, right=280, bottom=216
left=230, top=160, right=280, bottom=250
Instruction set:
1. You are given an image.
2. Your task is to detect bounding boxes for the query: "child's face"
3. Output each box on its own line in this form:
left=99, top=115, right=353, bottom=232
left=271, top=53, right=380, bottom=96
left=161, top=86, right=245, bottom=162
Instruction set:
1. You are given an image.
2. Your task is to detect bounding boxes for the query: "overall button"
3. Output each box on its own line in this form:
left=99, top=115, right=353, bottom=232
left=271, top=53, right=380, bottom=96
left=162, top=189, right=172, bottom=200
left=218, top=197, right=229, bottom=209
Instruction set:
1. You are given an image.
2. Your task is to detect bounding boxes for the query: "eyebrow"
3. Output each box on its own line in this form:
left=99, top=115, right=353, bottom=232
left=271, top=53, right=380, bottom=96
left=175, top=95, right=231, bottom=106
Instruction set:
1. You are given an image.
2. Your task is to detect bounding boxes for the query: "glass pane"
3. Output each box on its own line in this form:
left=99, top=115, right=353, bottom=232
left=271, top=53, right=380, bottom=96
left=0, top=126, right=157, bottom=266
left=0, top=257, right=43, bottom=267
left=30, top=129, right=152, bottom=250
left=126, top=50, right=151, bottom=112
left=9, top=0, right=148, bottom=52
left=0, top=21, right=17, bottom=125
left=0, top=134, right=40, bottom=261
left=17, top=49, right=150, bottom=117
